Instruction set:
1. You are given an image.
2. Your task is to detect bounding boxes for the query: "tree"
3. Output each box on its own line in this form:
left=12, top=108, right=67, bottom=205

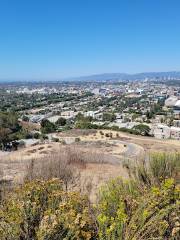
left=56, top=117, right=67, bottom=126
left=41, top=119, right=56, bottom=134
left=0, top=128, right=11, bottom=149
left=0, top=112, right=21, bottom=149
left=75, top=113, right=93, bottom=122
left=22, top=115, right=29, bottom=122
left=103, top=112, right=116, bottom=122
left=33, top=132, right=41, bottom=139
left=75, top=121, right=96, bottom=129
left=133, top=124, right=151, bottom=136
left=0, top=111, right=20, bottom=132
left=146, top=110, right=154, bottom=119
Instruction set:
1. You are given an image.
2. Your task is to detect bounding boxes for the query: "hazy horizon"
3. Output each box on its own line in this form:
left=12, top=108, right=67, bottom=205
left=0, top=70, right=180, bottom=83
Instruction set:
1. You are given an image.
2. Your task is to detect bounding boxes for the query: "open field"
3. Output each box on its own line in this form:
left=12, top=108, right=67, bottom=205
left=77, top=129, right=180, bottom=152
left=0, top=129, right=180, bottom=201
left=0, top=141, right=129, bottom=199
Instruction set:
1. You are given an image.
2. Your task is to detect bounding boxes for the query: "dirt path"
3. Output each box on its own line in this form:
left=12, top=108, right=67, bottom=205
left=1, top=129, right=179, bottom=202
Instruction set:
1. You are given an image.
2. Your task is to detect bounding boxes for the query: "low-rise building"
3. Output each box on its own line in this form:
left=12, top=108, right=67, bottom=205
left=152, top=124, right=171, bottom=139
left=170, top=127, right=180, bottom=140
left=152, top=124, right=180, bottom=140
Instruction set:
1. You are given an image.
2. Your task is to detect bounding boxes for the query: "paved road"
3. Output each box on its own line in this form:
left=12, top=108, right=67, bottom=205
left=110, top=140, right=144, bottom=158
left=112, top=140, right=144, bottom=163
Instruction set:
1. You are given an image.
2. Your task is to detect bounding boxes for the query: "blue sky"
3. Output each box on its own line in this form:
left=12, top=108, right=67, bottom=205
left=0, top=0, right=180, bottom=80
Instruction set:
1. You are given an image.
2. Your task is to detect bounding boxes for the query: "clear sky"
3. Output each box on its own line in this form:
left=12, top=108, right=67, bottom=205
left=0, top=0, right=180, bottom=80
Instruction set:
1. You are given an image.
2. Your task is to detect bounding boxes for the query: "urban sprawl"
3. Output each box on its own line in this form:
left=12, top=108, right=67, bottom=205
left=0, top=77, right=180, bottom=151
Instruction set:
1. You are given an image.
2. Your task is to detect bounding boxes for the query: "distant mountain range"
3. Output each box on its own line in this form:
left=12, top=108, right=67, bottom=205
left=1, top=71, right=180, bottom=83
left=66, top=71, right=180, bottom=81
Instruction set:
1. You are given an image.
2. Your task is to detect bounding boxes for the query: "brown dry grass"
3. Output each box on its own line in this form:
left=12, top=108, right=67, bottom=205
left=1, top=129, right=178, bottom=202
left=0, top=143, right=128, bottom=202
left=80, top=130, right=180, bottom=152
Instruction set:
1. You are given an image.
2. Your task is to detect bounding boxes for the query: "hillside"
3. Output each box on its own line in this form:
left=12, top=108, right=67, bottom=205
left=65, top=71, right=180, bottom=82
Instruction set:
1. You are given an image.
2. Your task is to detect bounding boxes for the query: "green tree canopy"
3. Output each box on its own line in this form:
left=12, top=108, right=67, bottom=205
left=41, top=119, right=56, bottom=134
left=56, top=117, right=67, bottom=126
left=103, top=112, right=116, bottom=122
left=133, top=124, right=151, bottom=136
left=0, top=112, right=21, bottom=146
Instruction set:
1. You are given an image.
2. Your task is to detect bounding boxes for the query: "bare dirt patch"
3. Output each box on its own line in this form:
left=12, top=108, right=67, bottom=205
left=1, top=129, right=179, bottom=202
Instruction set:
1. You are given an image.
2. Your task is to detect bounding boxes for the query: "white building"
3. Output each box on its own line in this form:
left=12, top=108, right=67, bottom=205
left=165, top=96, right=178, bottom=107
left=170, top=127, right=180, bottom=140
left=91, top=88, right=100, bottom=95
left=152, top=124, right=180, bottom=140
left=152, top=124, right=171, bottom=139
left=61, top=111, right=76, bottom=119
left=84, top=111, right=100, bottom=119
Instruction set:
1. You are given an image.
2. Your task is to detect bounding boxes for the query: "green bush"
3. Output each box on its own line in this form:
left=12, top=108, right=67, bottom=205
left=97, top=178, right=180, bottom=239
left=41, top=119, right=56, bottom=134
left=56, top=117, right=67, bottom=126
left=0, top=179, right=96, bottom=240
left=33, top=132, right=41, bottom=139
left=52, top=137, right=59, bottom=142
left=75, top=121, right=99, bottom=129
left=131, top=152, right=180, bottom=186
left=103, top=112, right=116, bottom=122
left=0, top=153, right=179, bottom=239
left=132, top=124, right=151, bottom=136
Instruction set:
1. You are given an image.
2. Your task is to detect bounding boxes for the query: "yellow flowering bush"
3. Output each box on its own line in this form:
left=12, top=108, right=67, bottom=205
left=0, top=152, right=179, bottom=239
left=97, top=178, right=180, bottom=240
left=0, top=179, right=96, bottom=240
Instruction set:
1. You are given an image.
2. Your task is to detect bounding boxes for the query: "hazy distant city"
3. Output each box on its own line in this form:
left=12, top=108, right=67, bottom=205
left=1, top=72, right=180, bottom=143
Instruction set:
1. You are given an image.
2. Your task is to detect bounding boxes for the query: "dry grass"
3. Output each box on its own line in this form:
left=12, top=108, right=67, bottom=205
left=80, top=130, right=180, bottom=152
left=2, top=129, right=178, bottom=202
left=0, top=143, right=128, bottom=202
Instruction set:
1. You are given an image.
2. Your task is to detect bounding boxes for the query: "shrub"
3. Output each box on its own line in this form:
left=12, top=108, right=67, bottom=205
left=75, top=121, right=99, bottom=130
left=0, top=179, right=96, bottom=239
left=97, top=178, right=180, bottom=239
left=0, top=153, right=179, bottom=239
left=33, top=132, right=41, bottom=139
left=52, top=137, right=59, bottom=142
left=131, top=152, right=180, bottom=186
left=56, top=117, right=67, bottom=126
left=75, top=137, right=81, bottom=142
left=102, top=112, right=116, bottom=122
left=105, top=133, right=110, bottom=137
left=41, top=134, right=48, bottom=140
left=132, top=124, right=151, bottom=136
left=22, top=115, right=29, bottom=122
left=111, top=125, right=120, bottom=131
left=41, top=119, right=56, bottom=134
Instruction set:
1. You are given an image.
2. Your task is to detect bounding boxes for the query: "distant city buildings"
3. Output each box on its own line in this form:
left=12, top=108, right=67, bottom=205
left=2, top=77, right=180, bottom=141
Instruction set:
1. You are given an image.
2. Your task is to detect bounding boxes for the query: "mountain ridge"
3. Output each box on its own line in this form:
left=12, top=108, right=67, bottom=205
left=1, top=71, right=180, bottom=83
left=66, top=71, right=180, bottom=81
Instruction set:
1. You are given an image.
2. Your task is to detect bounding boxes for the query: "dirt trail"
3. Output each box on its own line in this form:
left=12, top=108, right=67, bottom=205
left=1, top=129, right=179, bottom=202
